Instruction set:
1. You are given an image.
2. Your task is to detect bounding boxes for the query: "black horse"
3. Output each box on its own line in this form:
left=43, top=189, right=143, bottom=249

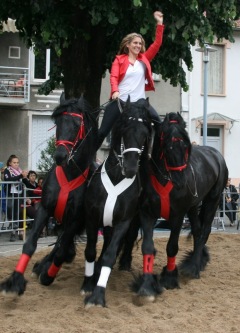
left=81, top=98, right=155, bottom=307
left=124, top=112, right=228, bottom=300
left=0, top=95, right=98, bottom=296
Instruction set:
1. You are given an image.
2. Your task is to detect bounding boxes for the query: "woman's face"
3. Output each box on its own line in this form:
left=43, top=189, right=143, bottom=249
left=38, top=179, right=43, bottom=187
left=9, top=158, right=19, bottom=169
left=127, top=37, right=142, bottom=56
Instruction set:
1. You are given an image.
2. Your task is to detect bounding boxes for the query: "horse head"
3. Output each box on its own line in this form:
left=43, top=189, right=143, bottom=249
left=111, top=97, right=154, bottom=178
left=159, top=112, right=191, bottom=188
left=52, top=94, right=98, bottom=168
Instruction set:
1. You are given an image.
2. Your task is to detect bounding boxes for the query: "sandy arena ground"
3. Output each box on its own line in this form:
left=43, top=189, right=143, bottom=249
left=0, top=232, right=240, bottom=333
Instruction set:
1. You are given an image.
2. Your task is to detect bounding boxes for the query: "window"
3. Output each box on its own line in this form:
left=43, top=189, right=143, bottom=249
left=30, top=48, right=50, bottom=82
left=30, top=46, right=58, bottom=83
left=9, top=46, right=21, bottom=59
left=200, top=127, right=220, bottom=137
left=202, top=44, right=226, bottom=96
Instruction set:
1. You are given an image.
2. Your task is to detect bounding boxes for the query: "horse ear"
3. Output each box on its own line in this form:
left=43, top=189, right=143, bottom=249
left=60, top=92, right=65, bottom=104
left=125, top=95, right=131, bottom=111
left=145, top=97, right=150, bottom=107
left=77, top=94, right=85, bottom=109
left=164, top=113, right=169, bottom=123
left=177, top=112, right=187, bottom=128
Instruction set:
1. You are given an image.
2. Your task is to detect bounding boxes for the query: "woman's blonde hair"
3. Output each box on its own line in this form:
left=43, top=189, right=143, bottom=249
left=118, top=33, right=146, bottom=55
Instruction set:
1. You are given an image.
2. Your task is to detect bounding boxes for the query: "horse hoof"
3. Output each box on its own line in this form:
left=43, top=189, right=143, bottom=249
left=160, top=265, right=180, bottom=290
left=0, top=271, right=27, bottom=296
left=1, top=290, right=18, bottom=299
left=132, top=294, right=156, bottom=307
left=31, top=272, right=38, bottom=279
left=39, top=273, right=55, bottom=286
left=84, top=286, right=106, bottom=308
left=80, top=289, right=92, bottom=296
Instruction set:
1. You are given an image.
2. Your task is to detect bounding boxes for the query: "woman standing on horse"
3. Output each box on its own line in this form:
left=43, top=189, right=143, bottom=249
left=98, top=11, right=164, bottom=148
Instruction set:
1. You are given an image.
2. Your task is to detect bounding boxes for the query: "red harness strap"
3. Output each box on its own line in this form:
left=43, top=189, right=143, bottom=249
left=54, top=166, right=89, bottom=223
left=150, top=175, right=173, bottom=220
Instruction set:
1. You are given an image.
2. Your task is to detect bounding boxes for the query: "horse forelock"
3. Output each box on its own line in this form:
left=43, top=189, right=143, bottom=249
left=163, top=112, right=186, bottom=130
left=51, top=97, right=96, bottom=126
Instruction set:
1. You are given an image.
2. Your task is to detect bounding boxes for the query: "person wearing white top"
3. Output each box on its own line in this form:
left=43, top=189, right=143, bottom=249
left=97, top=11, right=165, bottom=149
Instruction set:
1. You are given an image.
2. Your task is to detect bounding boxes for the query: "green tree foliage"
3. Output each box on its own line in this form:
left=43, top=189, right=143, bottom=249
left=0, top=1, right=239, bottom=104
left=37, top=136, right=56, bottom=172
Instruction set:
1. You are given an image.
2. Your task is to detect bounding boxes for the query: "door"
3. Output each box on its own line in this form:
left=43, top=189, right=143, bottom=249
left=200, top=126, right=223, bottom=154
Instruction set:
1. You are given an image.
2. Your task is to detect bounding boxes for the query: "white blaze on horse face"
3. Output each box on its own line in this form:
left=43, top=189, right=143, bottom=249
left=101, top=160, right=136, bottom=227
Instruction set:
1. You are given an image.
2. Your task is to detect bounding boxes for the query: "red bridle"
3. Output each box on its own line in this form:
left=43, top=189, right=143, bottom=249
left=55, top=112, right=85, bottom=153
left=160, top=133, right=189, bottom=172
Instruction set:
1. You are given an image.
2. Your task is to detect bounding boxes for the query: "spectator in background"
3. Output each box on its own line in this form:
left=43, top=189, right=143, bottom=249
left=0, top=162, right=6, bottom=227
left=3, top=154, right=28, bottom=241
left=219, top=178, right=239, bottom=226
left=32, top=177, right=44, bottom=210
left=22, top=170, right=38, bottom=197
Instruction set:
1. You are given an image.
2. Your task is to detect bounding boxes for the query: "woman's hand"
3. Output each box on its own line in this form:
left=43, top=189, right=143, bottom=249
left=112, top=91, right=120, bottom=100
left=22, top=170, right=28, bottom=178
left=154, top=11, right=164, bottom=25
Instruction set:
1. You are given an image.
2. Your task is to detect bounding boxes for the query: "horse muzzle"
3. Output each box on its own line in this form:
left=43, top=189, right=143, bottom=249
left=54, top=148, right=68, bottom=166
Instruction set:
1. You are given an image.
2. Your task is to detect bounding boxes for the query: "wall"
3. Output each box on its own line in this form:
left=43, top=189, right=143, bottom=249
left=182, top=30, right=240, bottom=179
left=0, top=108, right=29, bottom=169
left=0, top=33, right=28, bottom=68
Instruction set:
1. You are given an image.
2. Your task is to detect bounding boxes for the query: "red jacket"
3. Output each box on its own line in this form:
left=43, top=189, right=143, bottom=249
left=110, top=24, right=165, bottom=97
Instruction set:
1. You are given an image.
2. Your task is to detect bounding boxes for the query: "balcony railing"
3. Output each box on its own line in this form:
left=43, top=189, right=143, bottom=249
left=0, top=66, right=30, bottom=105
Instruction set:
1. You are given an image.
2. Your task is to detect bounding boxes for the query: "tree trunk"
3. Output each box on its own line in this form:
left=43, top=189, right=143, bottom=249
left=61, top=10, right=107, bottom=110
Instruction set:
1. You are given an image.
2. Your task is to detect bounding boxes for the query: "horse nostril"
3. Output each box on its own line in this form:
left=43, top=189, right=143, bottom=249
left=54, top=150, right=68, bottom=166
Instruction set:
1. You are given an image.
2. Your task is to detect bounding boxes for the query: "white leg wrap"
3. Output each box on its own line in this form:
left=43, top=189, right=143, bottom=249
left=97, top=266, right=111, bottom=288
left=85, top=261, right=94, bottom=277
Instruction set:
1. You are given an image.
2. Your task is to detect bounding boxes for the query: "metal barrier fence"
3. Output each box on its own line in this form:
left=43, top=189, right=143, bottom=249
left=0, top=181, right=38, bottom=241
left=218, top=188, right=240, bottom=230
left=0, top=181, right=239, bottom=242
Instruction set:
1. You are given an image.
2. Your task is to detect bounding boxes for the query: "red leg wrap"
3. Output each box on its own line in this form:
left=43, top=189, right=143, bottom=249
left=48, top=263, right=61, bottom=278
left=167, top=256, right=176, bottom=271
left=143, top=254, right=154, bottom=274
left=15, top=254, right=31, bottom=274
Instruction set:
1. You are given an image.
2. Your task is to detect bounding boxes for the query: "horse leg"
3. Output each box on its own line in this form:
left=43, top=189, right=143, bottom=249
left=38, top=223, right=78, bottom=286
left=118, top=214, right=140, bottom=271
left=32, top=231, right=76, bottom=278
left=131, top=213, right=163, bottom=300
left=160, top=218, right=183, bottom=289
left=95, top=226, right=113, bottom=273
left=84, top=221, right=131, bottom=307
left=179, top=202, right=213, bottom=278
left=80, top=222, right=99, bottom=295
left=0, top=204, right=49, bottom=296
